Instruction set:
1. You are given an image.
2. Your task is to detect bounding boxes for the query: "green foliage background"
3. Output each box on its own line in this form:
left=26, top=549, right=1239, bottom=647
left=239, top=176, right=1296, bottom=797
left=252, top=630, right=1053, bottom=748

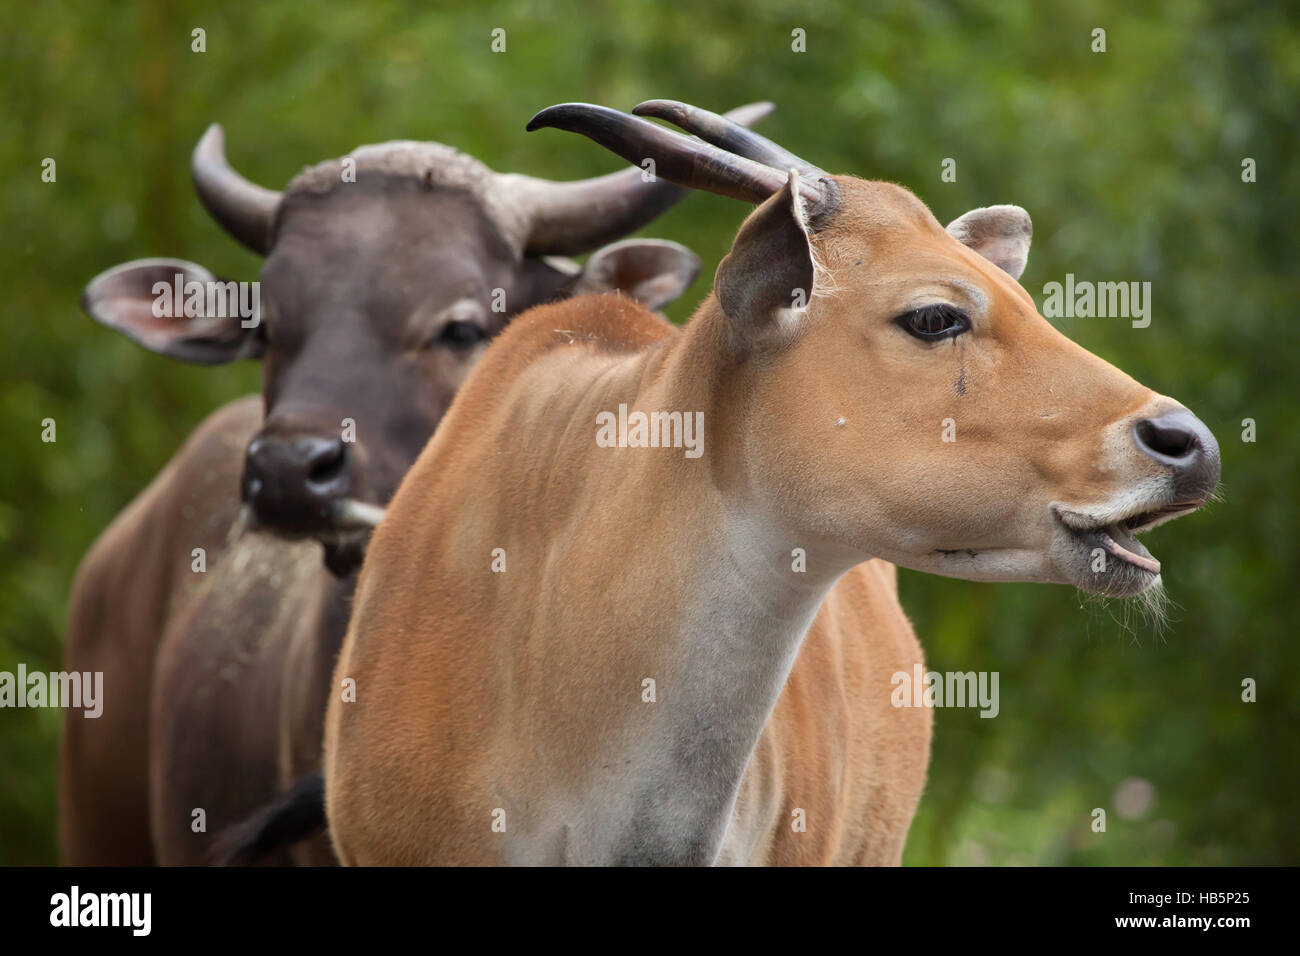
left=1, top=0, right=1296, bottom=865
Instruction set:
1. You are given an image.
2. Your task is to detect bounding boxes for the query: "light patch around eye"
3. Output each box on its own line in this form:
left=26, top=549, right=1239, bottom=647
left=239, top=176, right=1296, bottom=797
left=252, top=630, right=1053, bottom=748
left=900, top=297, right=960, bottom=315
left=898, top=278, right=989, bottom=317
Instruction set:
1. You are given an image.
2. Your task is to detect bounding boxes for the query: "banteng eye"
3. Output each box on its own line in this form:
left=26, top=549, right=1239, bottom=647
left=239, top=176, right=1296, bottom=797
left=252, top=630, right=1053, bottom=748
left=435, top=320, right=487, bottom=349
left=896, top=304, right=970, bottom=342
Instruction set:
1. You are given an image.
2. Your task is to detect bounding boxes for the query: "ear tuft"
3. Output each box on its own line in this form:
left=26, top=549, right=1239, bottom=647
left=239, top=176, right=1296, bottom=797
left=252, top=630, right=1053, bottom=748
left=946, top=204, right=1032, bottom=280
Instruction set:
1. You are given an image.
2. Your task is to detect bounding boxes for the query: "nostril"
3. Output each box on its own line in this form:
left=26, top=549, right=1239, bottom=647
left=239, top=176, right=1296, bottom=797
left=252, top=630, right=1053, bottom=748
left=1132, top=408, right=1221, bottom=504
left=306, top=439, right=348, bottom=487
left=1135, top=417, right=1199, bottom=462
left=242, top=430, right=356, bottom=531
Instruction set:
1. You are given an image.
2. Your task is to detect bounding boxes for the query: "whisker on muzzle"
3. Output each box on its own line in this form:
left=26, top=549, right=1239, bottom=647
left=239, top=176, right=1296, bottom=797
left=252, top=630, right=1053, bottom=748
left=1078, top=579, right=1174, bottom=643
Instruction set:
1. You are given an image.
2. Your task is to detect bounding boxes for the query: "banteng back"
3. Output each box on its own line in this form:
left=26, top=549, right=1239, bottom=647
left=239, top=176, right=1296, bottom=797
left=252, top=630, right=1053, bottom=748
left=323, top=101, right=1219, bottom=865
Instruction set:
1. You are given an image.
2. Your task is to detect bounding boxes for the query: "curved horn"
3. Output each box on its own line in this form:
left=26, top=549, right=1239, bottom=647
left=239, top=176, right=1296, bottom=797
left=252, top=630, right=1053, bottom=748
left=633, top=99, right=826, bottom=180
left=512, top=102, right=780, bottom=256
left=192, top=124, right=282, bottom=255
left=525, top=103, right=825, bottom=212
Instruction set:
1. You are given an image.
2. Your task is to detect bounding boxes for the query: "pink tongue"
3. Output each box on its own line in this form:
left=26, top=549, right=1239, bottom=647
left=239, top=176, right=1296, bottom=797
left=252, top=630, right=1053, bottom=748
left=1100, top=530, right=1161, bottom=574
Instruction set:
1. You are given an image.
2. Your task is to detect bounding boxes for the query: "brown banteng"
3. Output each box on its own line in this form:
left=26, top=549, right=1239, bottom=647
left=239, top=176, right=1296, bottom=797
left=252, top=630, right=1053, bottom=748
left=322, top=101, right=1221, bottom=865
left=60, top=107, right=771, bottom=865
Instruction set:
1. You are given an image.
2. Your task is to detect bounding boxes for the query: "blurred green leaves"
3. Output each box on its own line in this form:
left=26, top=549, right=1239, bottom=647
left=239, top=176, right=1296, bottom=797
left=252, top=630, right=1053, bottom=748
left=0, top=0, right=1295, bottom=864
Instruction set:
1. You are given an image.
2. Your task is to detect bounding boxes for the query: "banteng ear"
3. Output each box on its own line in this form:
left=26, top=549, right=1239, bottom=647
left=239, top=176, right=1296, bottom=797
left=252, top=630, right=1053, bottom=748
left=574, top=239, right=701, bottom=311
left=945, top=205, right=1033, bottom=280
left=714, top=170, right=815, bottom=344
left=81, top=258, right=263, bottom=364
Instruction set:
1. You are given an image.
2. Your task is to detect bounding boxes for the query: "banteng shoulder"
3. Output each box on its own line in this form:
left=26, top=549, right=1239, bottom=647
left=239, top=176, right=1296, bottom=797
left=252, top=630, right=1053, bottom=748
left=502, top=292, right=678, bottom=360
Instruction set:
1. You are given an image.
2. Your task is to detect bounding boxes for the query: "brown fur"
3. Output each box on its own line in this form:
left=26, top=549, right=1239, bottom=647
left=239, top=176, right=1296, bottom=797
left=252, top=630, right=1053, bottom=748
left=65, top=240, right=698, bottom=866
left=59, top=396, right=259, bottom=864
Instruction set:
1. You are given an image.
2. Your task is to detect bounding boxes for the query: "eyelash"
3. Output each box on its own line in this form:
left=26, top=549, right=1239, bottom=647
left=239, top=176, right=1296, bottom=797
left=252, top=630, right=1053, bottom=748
left=895, top=304, right=971, bottom=342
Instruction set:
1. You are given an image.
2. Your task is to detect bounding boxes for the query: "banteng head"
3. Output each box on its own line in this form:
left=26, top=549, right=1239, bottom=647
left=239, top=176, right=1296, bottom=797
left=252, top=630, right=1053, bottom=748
left=81, top=111, right=768, bottom=572
left=530, top=100, right=1220, bottom=598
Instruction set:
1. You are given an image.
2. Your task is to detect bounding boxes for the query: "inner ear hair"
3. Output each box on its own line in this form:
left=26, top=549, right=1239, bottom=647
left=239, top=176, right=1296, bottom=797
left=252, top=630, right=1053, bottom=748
left=945, top=204, right=1032, bottom=280
left=715, top=170, right=817, bottom=343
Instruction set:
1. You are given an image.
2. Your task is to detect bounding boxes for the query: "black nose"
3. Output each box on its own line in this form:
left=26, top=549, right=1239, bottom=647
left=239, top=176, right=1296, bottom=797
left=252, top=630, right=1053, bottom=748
left=242, top=431, right=352, bottom=532
left=1132, top=409, right=1221, bottom=503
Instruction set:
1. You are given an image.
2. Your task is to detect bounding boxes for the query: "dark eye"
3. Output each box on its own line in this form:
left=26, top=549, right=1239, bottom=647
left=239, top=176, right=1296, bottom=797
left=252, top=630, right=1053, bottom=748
left=897, top=304, right=970, bottom=342
left=434, top=320, right=487, bottom=349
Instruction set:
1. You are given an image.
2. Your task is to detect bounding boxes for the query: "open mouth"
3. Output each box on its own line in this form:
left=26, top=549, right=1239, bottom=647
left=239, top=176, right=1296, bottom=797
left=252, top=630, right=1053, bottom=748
left=1054, top=502, right=1200, bottom=577
left=1090, top=523, right=1161, bottom=574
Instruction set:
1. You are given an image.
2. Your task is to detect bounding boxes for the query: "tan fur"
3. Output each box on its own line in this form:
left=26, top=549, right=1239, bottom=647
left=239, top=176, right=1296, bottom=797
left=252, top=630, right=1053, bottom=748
left=323, top=175, right=1207, bottom=865
left=324, top=290, right=932, bottom=864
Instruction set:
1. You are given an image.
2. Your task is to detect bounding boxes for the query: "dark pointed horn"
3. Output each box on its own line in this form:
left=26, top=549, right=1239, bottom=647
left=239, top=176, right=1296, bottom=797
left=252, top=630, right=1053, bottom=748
left=526, top=103, right=824, bottom=210
left=510, top=102, right=775, bottom=256
left=633, top=99, right=826, bottom=180
left=192, top=124, right=281, bottom=255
